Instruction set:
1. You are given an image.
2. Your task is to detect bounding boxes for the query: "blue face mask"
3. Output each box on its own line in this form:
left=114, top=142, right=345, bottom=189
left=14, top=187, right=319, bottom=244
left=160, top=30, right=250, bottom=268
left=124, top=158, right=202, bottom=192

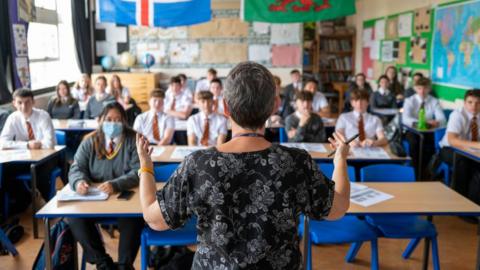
left=102, top=121, right=123, bottom=138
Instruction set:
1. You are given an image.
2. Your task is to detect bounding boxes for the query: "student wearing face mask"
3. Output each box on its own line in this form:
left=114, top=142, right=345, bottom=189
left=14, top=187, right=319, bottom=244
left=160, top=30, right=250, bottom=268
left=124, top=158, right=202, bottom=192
left=47, top=80, right=81, bottom=119
left=84, top=76, right=115, bottom=119
left=68, top=102, right=143, bottom=270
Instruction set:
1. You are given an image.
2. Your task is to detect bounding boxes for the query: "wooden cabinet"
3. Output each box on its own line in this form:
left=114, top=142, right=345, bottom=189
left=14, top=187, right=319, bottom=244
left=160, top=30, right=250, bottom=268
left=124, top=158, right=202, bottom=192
left=92, top=72, right=161, bottom=112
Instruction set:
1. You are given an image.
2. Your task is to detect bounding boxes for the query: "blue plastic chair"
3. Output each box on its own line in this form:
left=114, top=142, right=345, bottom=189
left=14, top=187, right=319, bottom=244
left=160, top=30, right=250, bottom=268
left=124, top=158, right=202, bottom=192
left=141, top=162, right=197, bottom=270
left=279, top=127, right=288, bottom=143
left=433, top=128, right=451, bottom=185
left=358, top=164, right=440, bottom=270
left=0, top=164, right=18, bottom=256
left=55, top=130, right=67, bottom=146
left=299, top=163, right=379, bottom=270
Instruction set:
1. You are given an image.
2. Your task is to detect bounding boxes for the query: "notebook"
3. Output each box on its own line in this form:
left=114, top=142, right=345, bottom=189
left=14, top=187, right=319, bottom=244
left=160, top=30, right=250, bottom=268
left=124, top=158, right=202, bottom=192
left=57, top=185, right=109, bottom=202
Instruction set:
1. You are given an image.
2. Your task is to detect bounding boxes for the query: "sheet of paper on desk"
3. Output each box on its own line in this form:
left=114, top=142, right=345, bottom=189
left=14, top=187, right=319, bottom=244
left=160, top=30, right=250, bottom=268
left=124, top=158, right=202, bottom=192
left=281, top=143, right=327, bottom=153
left=351, top=147, right=390, bottom=159
left=0, top=149, right=31, bottom=162
left=57, top=186, right=109, bottom=202
left=67, top=120, right=84, bottom=127
left=372, top=108, right=399, bottom=115
left=350, top=183, right=394, bottom=207
left=151, top=147, right=165, bottom=157
left=171, top=147, right=206, bottom=159
left=84, top=119, right=98, bottom=128
left=175, top=120, right=187, bottom=130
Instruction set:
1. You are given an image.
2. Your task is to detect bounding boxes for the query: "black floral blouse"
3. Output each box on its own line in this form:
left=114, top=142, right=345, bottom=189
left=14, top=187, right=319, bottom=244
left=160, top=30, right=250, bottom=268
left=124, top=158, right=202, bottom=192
left=156, top=144, right=335, bottom=270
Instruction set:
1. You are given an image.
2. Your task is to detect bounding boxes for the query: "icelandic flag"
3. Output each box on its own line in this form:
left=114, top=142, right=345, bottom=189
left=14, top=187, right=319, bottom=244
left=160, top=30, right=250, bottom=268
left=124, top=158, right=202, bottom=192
left=97, top=0, right=211, bottom=28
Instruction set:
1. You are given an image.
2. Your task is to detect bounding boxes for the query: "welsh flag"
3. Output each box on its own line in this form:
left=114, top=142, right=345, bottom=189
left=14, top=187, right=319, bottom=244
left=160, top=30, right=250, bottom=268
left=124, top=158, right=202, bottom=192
left=241, top=0, right=356, bottom=23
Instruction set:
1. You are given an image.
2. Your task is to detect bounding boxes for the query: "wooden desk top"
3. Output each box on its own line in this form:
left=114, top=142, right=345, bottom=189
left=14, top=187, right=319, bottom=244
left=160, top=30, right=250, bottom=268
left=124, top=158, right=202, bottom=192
left=53, top=119, right=98, bottom=131
left=452, top=146, right=480, bottom=162
left=150, top=144, right=409, bottom=163
left=36, top=182, right=480, bottom=218
left=0, top=146, right=66, bottom=163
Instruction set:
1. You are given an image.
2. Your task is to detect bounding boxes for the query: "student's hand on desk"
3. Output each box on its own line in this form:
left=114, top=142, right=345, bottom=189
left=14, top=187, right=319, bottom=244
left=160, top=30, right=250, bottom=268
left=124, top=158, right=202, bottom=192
left=136, top=134, right=153, bottom=166
left=98, top=182, right=114, bottom=195
left=76, top=180, right=89, bottom=195
left=328, top=132, right=349, bottom=164
left=360, top=139, right=374, bottom=147
left=28, top=140, right=42, bottom=149
left=427, top=120, right=439, bottom=127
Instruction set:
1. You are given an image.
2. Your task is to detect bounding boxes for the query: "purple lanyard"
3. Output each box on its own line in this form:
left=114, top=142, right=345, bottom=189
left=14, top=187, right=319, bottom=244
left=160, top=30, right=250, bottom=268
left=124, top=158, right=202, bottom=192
left=231, top=133, right=265, bottom=139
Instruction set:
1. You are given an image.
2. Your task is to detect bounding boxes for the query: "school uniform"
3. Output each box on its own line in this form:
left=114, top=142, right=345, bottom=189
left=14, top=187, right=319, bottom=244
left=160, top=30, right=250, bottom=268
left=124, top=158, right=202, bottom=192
left=133, top=110, right=175, bottom=144
left=312, top=92, right=328, bottom=113
left=195, top=79, right=210, bottom=92
left=212, top=95, right=225, bottom=115
left=47, top=97, right=81, bottom=119
left=335, top=111, right=384, bottom=141
left=284, top=112, right=326, bottom=143
left=343, top=83, right=373, bottom=112
left=403, top=94, right=446, bottom=178
left=439, top=108, right=480, bottom=197
left=84, top=94, right=115, bottom=119
left=281, top=82, right=303, bottom=118
left=404, top=87, right=416, bottom=98
left=370, top=88, right=397, bottom=109
left=71, top=87, right=91, bottom=102
left=187, top=112, right=228, bottom=146
left=389, top=80, right=404, bottom=97
left=67, top=133, right=143, bottom=269
left=165, top=89, right=193, bottom=116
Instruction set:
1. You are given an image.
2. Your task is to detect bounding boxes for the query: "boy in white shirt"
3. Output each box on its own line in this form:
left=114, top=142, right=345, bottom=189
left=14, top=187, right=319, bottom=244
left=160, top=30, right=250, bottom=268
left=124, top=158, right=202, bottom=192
left=195, top=68, right=217, bottom=93
left=133, top=89, right=175, bottom=145
left=403, top=77, right=446, bottom=179
left=209, top=78, right=225, bottom=115
left=336, top=90, right=387, bottom=147
left=439, top=89, right=480, bottom=197
left=303, top=78, right=330, bottom=118
left=187, top=91, right=227, bottom=146
left=165, top=76, right=193, bottom=120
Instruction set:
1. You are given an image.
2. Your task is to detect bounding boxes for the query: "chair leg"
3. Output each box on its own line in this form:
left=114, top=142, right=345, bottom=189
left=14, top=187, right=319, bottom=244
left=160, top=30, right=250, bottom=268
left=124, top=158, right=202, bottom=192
left=306, top=232, right=312, bottom=270
left=402, top=238, right=422, bottom=259
left=81, top=252, right=87, bottom=270
left=141, top=233, right=149, bottom=270
left=0, top=228, right=18, bottom=256
left=431, top=237, right=440, bottom=270
left=345, top=241, right=363, bottom=262
left=370, top=239, right=379, bottom=270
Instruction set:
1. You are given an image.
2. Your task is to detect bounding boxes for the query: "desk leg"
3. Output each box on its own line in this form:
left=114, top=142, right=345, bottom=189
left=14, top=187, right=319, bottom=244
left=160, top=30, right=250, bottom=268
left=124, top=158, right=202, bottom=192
left=303, top=215, right=310, bottom=270
left=451, top=152, right=458, bottom=189
left=73, top=240, right=79, bottom=270
left=422, top=216, right=433, bottom=270
left=44, top=218, right=52, bottom=270
left=31, top=163, right=39, bottom=239
left=418, top=133, right=425, bottom=181
left=477, top=217, right=480, bottom=270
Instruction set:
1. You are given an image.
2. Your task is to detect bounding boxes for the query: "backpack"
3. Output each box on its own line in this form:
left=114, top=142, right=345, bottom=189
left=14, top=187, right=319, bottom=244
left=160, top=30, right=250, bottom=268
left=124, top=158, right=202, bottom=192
left=384, top=115, right=407, bottom=157
left=33, top=219, right=75, bottom=270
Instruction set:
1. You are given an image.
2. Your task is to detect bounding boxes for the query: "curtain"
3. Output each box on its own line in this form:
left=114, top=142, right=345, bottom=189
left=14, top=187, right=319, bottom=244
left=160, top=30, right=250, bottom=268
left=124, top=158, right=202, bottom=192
left=71, top=0, right=93, bottom=74
left=0, top=0, right=13, bottom=104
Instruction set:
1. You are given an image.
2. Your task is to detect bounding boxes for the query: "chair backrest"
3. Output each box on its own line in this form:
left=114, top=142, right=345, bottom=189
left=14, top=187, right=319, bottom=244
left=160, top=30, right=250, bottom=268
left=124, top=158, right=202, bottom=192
left=154, top=163, right=180, bottom=182
left=433, top=127, right=447, bottom=153
left=317, top=162, right=356, bottom=182
left=360, top=164, right=415, bottom=182
left=279, top=127, right=288, bottom=143
left=55, top=130, right=67, bottom=146
left=443, top=109, right=453, bottom=120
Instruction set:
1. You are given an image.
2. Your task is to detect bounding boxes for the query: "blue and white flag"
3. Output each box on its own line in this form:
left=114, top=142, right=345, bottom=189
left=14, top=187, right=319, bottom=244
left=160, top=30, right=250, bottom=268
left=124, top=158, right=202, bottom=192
left=97, top=0, right=211, bottom=28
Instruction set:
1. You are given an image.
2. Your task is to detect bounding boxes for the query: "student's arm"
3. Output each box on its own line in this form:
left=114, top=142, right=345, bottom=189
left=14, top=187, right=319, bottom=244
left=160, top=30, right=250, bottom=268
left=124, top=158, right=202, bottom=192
left=362, top=117, right=388, bottom=147
left=446, top=112, right=479, bottom=148
left=373, top=130, right=388, bottom=147
left=317, top=106, right=330, bottom=118
left=72, top=102, right=81, bottom=119
left=0, top=115, right=28, bottom=149
left=40, top=114, right=55, bottom=149
left=402, top=98, right=417, bottom=126
left=159, top=128, right=175, bottom=146
left=216, top=118, right=228, bottom=145
left=108, top=136, right=140, bottom=193
left=286, top=115, right=309, bottom=142
left=433, top=99, right=446, bottom=126
left=448, top=133, right=480, bottom=149
left=166, top=105, right=193, bottom=120
left=69, top=138, right=93, bottom=192
left=312, top=117, right=326, bottom=143
left=83, top=100, right=91, bottom=119
left=186, top=117, right=197, bottom=146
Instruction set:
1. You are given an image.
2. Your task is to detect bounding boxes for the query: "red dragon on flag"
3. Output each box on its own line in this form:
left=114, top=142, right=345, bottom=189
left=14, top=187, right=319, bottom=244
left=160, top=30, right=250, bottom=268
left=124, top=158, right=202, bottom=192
left=269, top=0, right=331, bottom=12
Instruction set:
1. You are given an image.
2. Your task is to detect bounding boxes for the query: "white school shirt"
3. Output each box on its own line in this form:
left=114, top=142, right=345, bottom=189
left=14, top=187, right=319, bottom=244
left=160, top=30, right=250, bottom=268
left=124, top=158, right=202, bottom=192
left=164, top=89, right=193, bottom=113
left=71, top=87, right=91, bottom=102
left=312, top=92, right=328, bottom=113
left=133, top=110, right=175, bottom=144
left=187, top=112, right=228, bottom=146
left=439, top=107, right=480, bottom=147
left=335, top=111, right=384, bottom=140
left=195, top=79, right=210, bottom=92
left=213, top=95, right=225, bottom=115
left=103, top=135, right=121, bottom=152
left=0, top=108, right=56, bottom=149
left=402, top=94, right=446, bottom=127
left=166, top=86, right=192, bottom=97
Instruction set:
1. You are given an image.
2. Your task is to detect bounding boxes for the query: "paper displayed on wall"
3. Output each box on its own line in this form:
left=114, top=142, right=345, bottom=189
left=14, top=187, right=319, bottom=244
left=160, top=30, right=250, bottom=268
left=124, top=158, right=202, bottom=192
left=414, top=7, right=431, bottom=34
left=362, top=28, right=373, bottom=48
left=129, top=26, right=159, bottom=40
left=18, top=0, right=36, bottom=22
left=135, top=42, right=167, bottom=64
left=248, top=45, right=271, bottom=62
left=374, top=19, right=385, bottom=40
left=370, top=40, right=380, bottom=60
left=386, top=17, right=398, bottom=39
left=200, top=43, right=248, bottom=64
left=189, top=18, right=249, bottom=38
left=270, top=23, right=301, bottom=44
left=381, top=40, right=399, bottom=62
left=409, top=36, right=428, bottom=64
left=96, top=23, right=128, bottom=57
left=15, top=57, right=30, bottom=88
left=169, top=42, right=200, bottom=64
left=271, top=45, right=301, bottom=67
left=362, top=47, right=374, bottom=79
left=398, top=13, right=413, bottom=37
left=253, top=22, right=270, bottom=34
left=396, top=41, right=407, bottom=65
left=12, top=24, right=28, bottom=56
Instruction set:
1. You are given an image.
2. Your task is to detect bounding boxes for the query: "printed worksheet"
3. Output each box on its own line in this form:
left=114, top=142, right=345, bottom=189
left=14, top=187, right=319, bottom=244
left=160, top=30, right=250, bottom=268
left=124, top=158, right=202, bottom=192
left=350, top=183, right=394, bottom=207
left=170, top=146, right=206, bottom=159
left=281, top=143, right=327, bottom=153
left=351, top=147, right=390, bottom=159
left=57, top=186, right=108, bottom=202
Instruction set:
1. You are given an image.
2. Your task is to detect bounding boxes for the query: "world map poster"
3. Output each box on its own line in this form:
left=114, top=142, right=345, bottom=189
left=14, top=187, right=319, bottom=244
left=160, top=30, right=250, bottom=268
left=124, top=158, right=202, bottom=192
left=432, top=0, right=480, bottom=88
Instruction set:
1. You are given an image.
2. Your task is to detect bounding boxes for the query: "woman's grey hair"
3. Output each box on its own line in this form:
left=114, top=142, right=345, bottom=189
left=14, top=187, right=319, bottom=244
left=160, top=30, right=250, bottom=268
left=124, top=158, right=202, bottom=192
left=224, top=62, right=276, bottom=130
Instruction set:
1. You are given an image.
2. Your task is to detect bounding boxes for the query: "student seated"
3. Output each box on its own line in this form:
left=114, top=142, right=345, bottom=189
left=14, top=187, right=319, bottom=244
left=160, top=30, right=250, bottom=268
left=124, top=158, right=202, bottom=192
left=267, top=75, right=284, bottom=127
left=285, top=90, right=326, bottom=143
left=370, top=75, right=397, bottom=109
left=108, top=74, right=131, bottom=108
left=165, top=76, right=193, bottom=120
left=404, top=72, right=424, bottom=98
left=195, top=68, right=217, bottom=93
left=281, top=69, right=303, bottom=118
left=403, top=77, right=446, bottom=178
left=344, top=73, right=373, bottom=112
left=304, top=78, right=330, bottom=117
left=47, top=80, right=81, bottom=119
left=84, top=76, right=115, bottom=119
left=0, top=88, right=58, bottom=201
left=68, top=102, right=143, bottom=270
left=336, top=90, right=388, bottom=147
left=71, top=73, right=93, bottom=103
left=178, top=73, right=192, bottom=94
left=209, top=78, right=225, bottom=115
left=133, top=89, right=175, bottom=145
left=439, top=89, right=480, bottom=199
left=385, top=65, right=405, bottom=101
left=187, top=91, right=228, bottom=146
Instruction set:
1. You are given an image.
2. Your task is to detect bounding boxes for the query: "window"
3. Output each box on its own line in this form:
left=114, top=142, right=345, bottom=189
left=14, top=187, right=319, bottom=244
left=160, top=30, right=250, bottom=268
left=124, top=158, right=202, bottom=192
left=28, top=0, right=80, bottom=90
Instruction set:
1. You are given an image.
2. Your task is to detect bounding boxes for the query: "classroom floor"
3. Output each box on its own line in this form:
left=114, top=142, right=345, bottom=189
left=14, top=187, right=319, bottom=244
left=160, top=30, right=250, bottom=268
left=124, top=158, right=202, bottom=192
left=0, top=205, right=477, bottom=270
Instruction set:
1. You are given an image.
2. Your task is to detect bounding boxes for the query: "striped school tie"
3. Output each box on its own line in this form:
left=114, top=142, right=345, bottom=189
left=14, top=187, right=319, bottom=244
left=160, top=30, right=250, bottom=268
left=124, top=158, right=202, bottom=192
left=108, top=140, right=115, bottom=155
left=358, top=114, right=366, bottom=142
left=26, top=121, right=35, bottom=140
left=200, top=118, right=209, bottom=146
left=153, top=114, right=160, bottom=142
left=472, top=116, right=478, bottom=142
